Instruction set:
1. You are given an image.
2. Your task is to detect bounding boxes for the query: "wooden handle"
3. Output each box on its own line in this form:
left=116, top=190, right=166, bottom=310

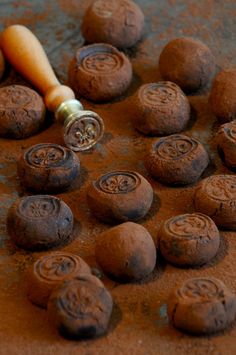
left=1, top=25, right=75, bottom=112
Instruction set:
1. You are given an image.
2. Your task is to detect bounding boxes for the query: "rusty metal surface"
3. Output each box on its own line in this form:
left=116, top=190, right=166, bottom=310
left=0, top=1, right=236, bottom=354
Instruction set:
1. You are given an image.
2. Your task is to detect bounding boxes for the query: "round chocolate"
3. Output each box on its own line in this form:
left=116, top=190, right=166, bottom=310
left=68, top=43, right=132, bottom=102
left=17, top=143, right=80, bottom=192
left=167, top=277, right=236, bottom=334
left=0, top=85, right=45, bottom=139
left=0, top=49, right=5, bottom=80
left=145, top=134, right=209, bottom=185
left=209, top=68, right=236, bottom=123
left=7, top=195, right=74, bottom=251
left=27, top=252, right=91, bottom=308
left=81, top=0, right=144, bottom=48
left=216, top=120, right=236, bottom=169
left=194, top=174, right=236, bottom=230
left=159, top=38, right=215, bottom=92
left=95, top=222, right=156, bottom=281
left=48, top=274, right=113, bottom=339
left=131, top=81, right=190, bottom=135
left=159, top=213, right=220, bottom=267
left=87, top=170, right=153, bottom=223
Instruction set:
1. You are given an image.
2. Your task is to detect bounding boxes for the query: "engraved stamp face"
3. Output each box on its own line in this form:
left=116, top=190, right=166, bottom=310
left=204, top=175, right=236, bottom=201
left=166, top=214, right=210, bottom=240
left=18, top=196, right=59, bottom=218
left=97, top=171, right=140, bottom=194
left=26, top=144, right=66, bottom=167
left=156, top=135, right=196, bottom=160
left=65, top=114, right=104, bottom=151
left=178, top=278, right=221, bottom=301
left=140, top=82, right=178, bottom=107
left=35, top=254, right=79, bottom=282
left=82, top=52, right=120, bottom=74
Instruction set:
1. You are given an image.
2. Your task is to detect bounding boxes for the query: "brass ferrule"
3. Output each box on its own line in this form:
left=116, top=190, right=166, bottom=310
left=55, top=99, right=84, bottom=125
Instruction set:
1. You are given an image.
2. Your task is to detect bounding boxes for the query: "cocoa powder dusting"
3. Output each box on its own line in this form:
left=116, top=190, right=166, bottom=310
left=0, top=0, right=235, bottom=354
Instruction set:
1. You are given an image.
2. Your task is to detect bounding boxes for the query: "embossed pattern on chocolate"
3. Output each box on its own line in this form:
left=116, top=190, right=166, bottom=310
left=82, top=53, right=120, bottom=74
left=216, top=121, right=236, bottom=169
left=0, top=85, right=45, bottom=139
left=48, top=274, right=113, bottom=339
left=27, top=252, right=91, bottom=308
left=17, top=143, right=80, bottom=192
left=68, top=43, right=132, bottom=102
left=132, top=81, right=190, bottom=135
left=26, top=144, right=66, bottom=167
left=81, top=0, right=144, bottom=48
left=87, top=171, right=153, bottom=223
left=7, top=195, right=74, bottom=251
left=19, top=196, right=59, bottom=218
left=145, top=134, right=209, bottom=185
left=140, top=82, right=178, bottom=107
left=156, top=135, right=196, bottom=160
left=167, top=277, right=236, bottom=334
left=159, top=213, right=220, bottom=266
left=195, top=175, right=236, bottom=229
left=98, top=171, right=140, bottom=194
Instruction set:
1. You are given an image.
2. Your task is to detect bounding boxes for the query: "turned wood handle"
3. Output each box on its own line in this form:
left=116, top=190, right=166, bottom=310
left=1, top=24, right=75, bottom=111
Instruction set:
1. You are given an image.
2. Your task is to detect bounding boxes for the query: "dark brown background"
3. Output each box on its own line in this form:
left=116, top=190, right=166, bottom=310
left=0, top=1, right=235, bottom=354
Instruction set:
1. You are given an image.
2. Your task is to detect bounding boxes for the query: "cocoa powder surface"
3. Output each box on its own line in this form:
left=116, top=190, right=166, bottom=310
left=0, top=1, right=236, bottom=354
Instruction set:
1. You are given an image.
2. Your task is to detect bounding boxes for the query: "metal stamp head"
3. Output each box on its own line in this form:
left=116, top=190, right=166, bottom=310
left=63, top=110, right=104, bottom=151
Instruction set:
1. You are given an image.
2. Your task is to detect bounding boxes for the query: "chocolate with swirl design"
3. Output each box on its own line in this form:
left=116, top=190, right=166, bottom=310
left=48, top=274, right=113, bottom=339
left=7, top=195, right=74, bottom=251
left=87, top=171, right=153, bottom=223
left=216, top=120, right=236, bottom=169
left=131, top=81, right=190, bottom=136
left=27, top=252, right=91, bottom=308
left=168, top=277, right=236, bottom=334
left=159, top=213, right=220, bottom=266
left=195, top=174, right=236, bottom=229
left=0, top=85, right=45, bottom=139
left=81, top=0, right=144, bottom=48
left=145, top=134, right=209, bottom=185
left=68, top=43, right=132, bottom=102
left=17, top=143, right=80, bottom=192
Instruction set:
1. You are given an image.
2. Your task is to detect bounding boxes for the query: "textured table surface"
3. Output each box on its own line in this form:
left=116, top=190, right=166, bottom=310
left=0, top=1, right=236, bottom=354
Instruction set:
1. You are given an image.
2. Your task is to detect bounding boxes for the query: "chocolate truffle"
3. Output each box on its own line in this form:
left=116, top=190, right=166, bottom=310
left=131, top=81, right=190, bottom=136
left=27, top=252, right=91, bottom=308
left=0, top=49, right=5, bottom=80
left=0, top=85, right=45, bottom=139
left=95, top=222, right=156, bottom=281
left=68, top=43, right=132, bottom=102
left=87, top=170, right=153, bottom=223
left=145, top=134, right=209, bottom=185
left=81, top=0, right=144, bottom=48
left=159, top=38, right=215, bottom=92
left=17, top=143, right=80, bottom=192
left=7, top=195, right=73, bottom=251
left=194, top=174, right=236, bottom=230
left=167, top=277, right=236, bottom=335
left=48, top=274, right=113, bottom=339
left=209, top=69, right=236, bottom=123
left=159, top=213, right=220, bottom=267
left=216, top=120, right=236, bottom=169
